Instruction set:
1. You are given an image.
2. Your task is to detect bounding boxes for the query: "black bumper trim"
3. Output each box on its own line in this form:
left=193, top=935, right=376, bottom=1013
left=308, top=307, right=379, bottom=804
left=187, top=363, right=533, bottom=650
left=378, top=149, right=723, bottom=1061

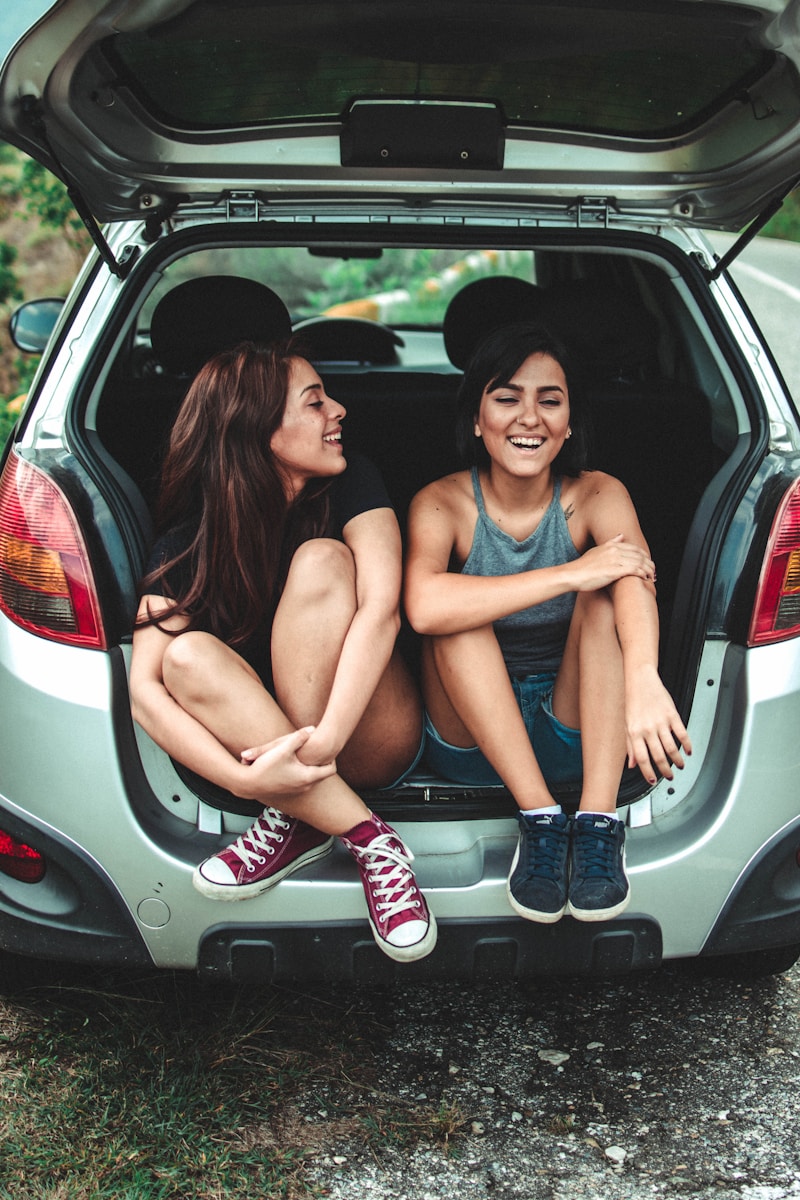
left=198, top=914, right=662, bottom=983
left=0, top=806, right=152, bottom=968
left=701, top=817, right=800, bottom=959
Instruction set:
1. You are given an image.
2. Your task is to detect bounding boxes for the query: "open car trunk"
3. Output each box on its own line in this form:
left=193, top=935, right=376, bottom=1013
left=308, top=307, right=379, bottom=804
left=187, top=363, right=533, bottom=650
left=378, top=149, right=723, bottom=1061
left=80, top=218, right=758, bottom=831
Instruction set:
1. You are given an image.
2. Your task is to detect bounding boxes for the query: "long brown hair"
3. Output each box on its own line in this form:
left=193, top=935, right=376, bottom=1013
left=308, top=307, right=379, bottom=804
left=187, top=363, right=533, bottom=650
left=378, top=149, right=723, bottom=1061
left=138, top=338, right=332, bottom=645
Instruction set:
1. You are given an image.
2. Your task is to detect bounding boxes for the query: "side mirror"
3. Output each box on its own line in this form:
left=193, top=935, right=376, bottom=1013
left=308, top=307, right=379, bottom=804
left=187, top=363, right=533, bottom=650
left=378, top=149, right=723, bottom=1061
left=8, top=298, right=64, bottom=353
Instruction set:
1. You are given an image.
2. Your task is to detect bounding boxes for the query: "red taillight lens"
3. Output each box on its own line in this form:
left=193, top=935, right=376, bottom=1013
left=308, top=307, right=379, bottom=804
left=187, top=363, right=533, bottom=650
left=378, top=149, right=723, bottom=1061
left=749, top=479, right=800, bottom=646
left=0, top=452, right=106, bottom=648
left=0, top=830, right=46, bottom=884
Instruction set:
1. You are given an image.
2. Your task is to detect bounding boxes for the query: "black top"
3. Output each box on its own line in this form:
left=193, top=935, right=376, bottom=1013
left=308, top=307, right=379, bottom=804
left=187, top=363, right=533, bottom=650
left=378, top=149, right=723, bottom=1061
left=141, top=452, right=391, bottom=686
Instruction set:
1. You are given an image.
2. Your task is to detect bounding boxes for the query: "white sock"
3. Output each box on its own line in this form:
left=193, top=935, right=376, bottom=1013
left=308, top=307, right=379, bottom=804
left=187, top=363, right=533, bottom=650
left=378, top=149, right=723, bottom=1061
left=520, top=804, right=562, bottom=816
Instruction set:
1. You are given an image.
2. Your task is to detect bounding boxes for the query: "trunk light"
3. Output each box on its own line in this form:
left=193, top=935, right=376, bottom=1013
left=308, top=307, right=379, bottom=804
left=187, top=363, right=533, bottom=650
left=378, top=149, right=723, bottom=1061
left=749, top=479, right=800, bottom=645
left=0, top=830, right=46, bottom=884
left=0, top=452, right=106, bottom=648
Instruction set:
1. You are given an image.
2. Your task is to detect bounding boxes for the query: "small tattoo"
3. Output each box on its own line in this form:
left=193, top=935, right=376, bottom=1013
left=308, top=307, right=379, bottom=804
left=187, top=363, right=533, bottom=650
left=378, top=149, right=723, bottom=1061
left=564, top=503, right=575, bottom=521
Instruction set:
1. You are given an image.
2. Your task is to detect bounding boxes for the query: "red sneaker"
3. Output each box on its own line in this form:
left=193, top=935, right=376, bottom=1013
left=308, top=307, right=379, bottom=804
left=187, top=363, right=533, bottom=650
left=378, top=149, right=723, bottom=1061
left=192, top=808, right=333, bottom=900
left=341, top=813, right=437, bottom=962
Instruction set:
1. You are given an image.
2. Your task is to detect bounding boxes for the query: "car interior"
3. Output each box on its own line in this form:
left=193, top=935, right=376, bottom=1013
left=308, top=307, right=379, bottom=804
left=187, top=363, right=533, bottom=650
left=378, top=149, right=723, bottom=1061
left=89, top=239, right=740, bottom=815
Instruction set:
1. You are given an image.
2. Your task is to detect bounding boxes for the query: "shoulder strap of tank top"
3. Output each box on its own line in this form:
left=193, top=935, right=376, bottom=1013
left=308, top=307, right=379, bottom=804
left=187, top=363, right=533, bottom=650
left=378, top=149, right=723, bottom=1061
left=470, top=466, right=488, bottom=517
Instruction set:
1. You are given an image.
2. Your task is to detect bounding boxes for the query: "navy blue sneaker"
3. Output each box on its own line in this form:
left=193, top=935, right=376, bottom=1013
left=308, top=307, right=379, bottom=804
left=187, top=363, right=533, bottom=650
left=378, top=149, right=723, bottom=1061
left=568, top=813, right=630, bottom=921
left=506, top=810, right=571, bottom=923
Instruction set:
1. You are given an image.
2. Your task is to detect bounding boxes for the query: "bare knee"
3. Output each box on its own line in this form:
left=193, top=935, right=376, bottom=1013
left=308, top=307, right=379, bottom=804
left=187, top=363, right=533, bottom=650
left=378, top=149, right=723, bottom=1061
left=283, top=538, right=356, bottom=607
left=573, top=586, right=615, bottom=633
left=162, top=631, right=224, bottom=704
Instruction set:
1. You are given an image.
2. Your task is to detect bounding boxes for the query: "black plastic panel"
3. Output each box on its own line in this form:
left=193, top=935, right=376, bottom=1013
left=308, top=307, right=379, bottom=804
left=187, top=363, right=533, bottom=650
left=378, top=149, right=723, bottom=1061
left=341, top=99, right=505, bottom=170
left=198, top=915, right=662, bottom=983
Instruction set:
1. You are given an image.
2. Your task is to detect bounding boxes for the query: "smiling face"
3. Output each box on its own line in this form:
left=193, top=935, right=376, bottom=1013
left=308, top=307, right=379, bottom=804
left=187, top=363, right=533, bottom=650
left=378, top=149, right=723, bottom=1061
left=269, top=357, right=347, bottom=496
left=475, top=352, right=571, bottom=483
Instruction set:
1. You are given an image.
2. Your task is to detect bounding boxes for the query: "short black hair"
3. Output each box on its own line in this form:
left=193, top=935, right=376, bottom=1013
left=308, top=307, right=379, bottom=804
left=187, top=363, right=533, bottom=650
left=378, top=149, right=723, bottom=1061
left=455, top=321, right=589, bottom=477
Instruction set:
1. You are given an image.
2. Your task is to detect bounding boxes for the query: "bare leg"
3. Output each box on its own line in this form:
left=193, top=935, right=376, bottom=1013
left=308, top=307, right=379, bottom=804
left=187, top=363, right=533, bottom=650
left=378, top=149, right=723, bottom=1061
left=551, top=587, right=626, bottom=813
left=271, top=538, right=422, bottom=788
left=162, top=631, right=369, bottom=835
left=422, top=628, right=554, bottom=810
left=167, top=629, right=435, bottom=952
left=270, top=539, right=357, bottom=729
left=336, top=649, right=422, bottom=787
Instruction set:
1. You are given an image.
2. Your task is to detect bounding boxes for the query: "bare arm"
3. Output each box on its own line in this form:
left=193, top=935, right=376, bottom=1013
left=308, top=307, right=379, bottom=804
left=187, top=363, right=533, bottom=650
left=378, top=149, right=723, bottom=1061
left=403, top=478, right=655, bottom=636
left=584, top=475, right=692, bottom=782
left=298, top=507, right=404, bottom=766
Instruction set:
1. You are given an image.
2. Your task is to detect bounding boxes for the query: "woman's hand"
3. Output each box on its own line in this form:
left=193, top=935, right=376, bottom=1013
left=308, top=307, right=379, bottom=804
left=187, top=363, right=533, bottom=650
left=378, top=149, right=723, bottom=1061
left=240, top=727, right=337, bottom=797
left=624, top=665, right=693, bottom=785
left=568, top=535, right=655, bottom=592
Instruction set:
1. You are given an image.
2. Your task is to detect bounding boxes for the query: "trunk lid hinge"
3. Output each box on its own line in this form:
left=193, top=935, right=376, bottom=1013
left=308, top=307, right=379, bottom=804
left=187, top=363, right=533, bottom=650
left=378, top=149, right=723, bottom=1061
left=704, top=176, right=800, bottom=282
left=226, top=192, right=261, bottom=221
left=572, top=197, right=615, bottom=228
left=20, top=96, right=140, bottom=280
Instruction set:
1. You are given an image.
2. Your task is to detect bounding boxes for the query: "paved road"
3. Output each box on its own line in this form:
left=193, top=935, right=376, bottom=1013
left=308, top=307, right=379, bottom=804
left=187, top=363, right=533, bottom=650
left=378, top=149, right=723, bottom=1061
left=305, top=962, right=800, bottom=1200
left=708, top=232, right=800, bottom=400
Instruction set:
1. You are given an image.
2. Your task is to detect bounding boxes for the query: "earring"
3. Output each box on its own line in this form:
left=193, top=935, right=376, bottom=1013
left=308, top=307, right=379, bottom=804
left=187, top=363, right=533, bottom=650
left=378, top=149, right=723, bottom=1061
left=566, top=427, right=572, bottom=439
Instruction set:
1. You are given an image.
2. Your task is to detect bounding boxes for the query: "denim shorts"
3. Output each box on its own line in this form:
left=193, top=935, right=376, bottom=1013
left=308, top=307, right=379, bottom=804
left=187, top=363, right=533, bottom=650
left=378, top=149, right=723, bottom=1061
left=423, top=671, right=583, bottom=788
left=380, top=723, right=427, bottom=790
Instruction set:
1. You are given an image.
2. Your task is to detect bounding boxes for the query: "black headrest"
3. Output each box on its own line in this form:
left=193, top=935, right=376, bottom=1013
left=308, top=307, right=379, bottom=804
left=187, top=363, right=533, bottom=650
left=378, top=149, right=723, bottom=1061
left=443, top=276, right=544, bottom=369
left=150, top=276, right=292, bottom=376
left=544, top=281, right=659, bottom=381
left=293, top=316, right=404, bottom=365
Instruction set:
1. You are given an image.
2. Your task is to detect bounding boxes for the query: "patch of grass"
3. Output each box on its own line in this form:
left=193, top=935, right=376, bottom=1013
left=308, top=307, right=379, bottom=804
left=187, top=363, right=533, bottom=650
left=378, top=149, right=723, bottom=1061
left=0, top=968, right=466, bottom=1198
left=360, top=1099, right=463, bottom=1153
left=0, top=975, right=316, bottom=1199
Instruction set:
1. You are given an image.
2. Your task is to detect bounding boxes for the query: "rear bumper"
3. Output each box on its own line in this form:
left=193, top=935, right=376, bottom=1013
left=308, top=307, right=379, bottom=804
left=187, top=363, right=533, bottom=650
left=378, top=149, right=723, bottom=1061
left=1, top=622, right=800, bottom=978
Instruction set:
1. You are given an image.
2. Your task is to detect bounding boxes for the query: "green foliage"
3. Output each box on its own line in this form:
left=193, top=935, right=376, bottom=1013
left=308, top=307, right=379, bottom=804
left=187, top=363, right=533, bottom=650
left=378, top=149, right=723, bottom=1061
left=19, top=158, right=87, bottom=253
left=0, top=402, right=16, bottom=451
left=299, top=247, right=534, bottom=323
left=761, top=189, right=800, bottom=242
left=300, top=248, right=457, bottom=316
left=0, top=242, right=21, bottom=307
left=1, top=357, right=40, bottom=449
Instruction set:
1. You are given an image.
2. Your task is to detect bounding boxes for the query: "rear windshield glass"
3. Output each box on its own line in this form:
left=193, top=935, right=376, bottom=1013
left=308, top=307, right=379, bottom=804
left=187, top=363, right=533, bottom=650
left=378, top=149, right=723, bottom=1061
left=139, top=246, right=537, bottom=332
left=104, top=0, right=772, bottom=138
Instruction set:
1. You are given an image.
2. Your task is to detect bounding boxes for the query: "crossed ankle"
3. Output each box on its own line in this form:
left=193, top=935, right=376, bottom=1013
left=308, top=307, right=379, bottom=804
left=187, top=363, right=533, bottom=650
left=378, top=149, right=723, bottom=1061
left=341, top=811, right=437, bottom=963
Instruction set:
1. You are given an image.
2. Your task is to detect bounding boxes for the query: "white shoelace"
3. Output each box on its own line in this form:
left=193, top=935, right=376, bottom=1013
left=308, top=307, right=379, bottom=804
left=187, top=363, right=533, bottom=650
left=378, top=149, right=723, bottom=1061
left=351, top=833, right=420, bottom=923
left=230, top=808, right=290, bottom=873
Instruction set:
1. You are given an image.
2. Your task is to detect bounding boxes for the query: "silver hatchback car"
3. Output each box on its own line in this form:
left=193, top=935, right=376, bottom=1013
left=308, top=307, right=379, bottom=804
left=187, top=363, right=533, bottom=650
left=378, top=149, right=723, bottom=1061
left=2, top=0, right=800, bottom=983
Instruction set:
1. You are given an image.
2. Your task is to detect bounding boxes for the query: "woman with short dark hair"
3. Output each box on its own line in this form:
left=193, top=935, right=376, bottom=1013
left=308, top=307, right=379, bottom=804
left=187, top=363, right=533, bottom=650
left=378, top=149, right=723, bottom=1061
left=404, top=322, right=690, bottom=926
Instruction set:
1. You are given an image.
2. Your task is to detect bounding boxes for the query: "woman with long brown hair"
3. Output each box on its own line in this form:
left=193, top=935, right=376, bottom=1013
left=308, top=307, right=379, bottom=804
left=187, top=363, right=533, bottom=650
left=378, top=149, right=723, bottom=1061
left=129, top=339, right=436, bottom=963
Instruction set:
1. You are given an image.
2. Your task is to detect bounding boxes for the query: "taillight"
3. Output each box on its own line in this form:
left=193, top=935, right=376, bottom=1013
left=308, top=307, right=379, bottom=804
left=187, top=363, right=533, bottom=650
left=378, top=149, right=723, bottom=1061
left=0, top=829, right=46, bottom=884
left=749, top=478, right=800, bottom=646
left=0, top=452, right=106, bottom=648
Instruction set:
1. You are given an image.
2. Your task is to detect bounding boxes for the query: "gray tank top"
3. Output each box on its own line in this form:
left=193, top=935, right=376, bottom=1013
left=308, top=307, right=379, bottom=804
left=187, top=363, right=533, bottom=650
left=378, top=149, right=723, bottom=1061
left=462, top=468, right=580, bottom=676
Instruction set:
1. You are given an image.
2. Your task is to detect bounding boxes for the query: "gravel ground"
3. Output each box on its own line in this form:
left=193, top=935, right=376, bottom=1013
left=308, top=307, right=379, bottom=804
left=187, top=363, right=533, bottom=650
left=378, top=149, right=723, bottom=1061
left=301, top=960, right=800, bottom=1200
